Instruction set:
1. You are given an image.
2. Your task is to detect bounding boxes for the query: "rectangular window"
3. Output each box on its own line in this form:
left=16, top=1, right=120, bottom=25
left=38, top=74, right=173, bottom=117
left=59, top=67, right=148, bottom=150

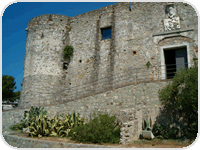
left=63, top=63, right=68, bottom=70
left=164, top=46, right=188, bottom=79
left=101, top=26, right=112, bottom=40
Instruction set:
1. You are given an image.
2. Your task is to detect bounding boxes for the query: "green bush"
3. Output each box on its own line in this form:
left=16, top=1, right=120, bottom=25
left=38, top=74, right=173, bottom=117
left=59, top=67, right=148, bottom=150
left=158, top=64, right=198, bottom=139
left=9, top=121, right=26, bottom=131
left=64, top=45, right=73, bottom=58
left=145, top=61, right=151, bottom=68
left=152, top=124, right=180, bottom=139
left=70, top=112, right=121, bottom=144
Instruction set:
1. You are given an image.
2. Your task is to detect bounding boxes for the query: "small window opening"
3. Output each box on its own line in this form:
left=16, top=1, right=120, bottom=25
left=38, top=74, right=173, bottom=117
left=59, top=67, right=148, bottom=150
left=129, top=2, right=131, bottom=11
left=69, top=83, right=71, bottom=85
left=79, top=59, right=82, bottom=63
left=101, top=26, right=112, bottom=40
left=60, top=19, right=63, bottom=21
left=63, top=63, right=68, bottom=70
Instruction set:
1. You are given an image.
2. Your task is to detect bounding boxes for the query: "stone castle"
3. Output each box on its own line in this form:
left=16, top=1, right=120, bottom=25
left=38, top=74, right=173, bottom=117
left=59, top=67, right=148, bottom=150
left=19, top=2, right=198, bottom=107
left=3, top=2, right=198, bottom=145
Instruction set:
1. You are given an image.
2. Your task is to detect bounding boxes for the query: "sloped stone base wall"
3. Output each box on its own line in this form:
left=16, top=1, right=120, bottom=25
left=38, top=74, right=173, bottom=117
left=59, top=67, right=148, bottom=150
left=2, top=80, right=169, bottom=146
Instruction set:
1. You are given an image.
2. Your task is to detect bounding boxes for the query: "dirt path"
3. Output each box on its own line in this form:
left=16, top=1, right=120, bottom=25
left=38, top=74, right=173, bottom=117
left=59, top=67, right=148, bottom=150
left=15, top=133, right=193, bottom=148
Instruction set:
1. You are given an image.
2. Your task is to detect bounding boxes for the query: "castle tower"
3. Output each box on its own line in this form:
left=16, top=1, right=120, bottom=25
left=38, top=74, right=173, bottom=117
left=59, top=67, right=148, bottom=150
left=19, top=14, right=71, bottom=107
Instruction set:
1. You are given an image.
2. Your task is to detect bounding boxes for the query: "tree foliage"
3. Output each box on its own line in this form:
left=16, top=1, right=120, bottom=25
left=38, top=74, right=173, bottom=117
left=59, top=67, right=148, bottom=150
left=158, top=64, right=198, bottom=139
left=13, top=90, right=21, bottom=99
left=2, top=75, right=20, bottom=102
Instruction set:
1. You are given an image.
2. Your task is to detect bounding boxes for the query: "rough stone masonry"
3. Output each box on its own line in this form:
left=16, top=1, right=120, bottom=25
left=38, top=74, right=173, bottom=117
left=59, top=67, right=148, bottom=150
left=2, top=2, right=198, bottom=146
left=18, top=2, right=198, bottom=107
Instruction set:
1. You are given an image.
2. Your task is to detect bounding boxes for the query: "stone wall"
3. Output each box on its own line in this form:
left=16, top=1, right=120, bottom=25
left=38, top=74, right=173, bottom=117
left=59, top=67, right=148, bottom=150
left=3, top=80, right=169, bottom=145
left=19, top=14, right=71, bottom=107
left=19, top=2, right=198, bottom=107
left=119, top=109, right=143, bottom=145
left=6, top=2, right=197, bottom=146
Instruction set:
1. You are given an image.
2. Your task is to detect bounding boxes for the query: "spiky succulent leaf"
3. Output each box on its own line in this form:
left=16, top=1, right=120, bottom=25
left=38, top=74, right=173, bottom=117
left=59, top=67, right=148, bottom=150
left=150, top=117, right=152, bottom=128
left=38, top=134, right=42, bottom=138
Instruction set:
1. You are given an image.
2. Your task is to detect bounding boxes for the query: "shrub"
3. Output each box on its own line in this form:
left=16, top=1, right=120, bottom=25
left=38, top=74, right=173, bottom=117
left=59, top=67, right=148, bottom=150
left=158, top=64, right=198, bottom=139
left=152, top=124, right=180, bottom=139
left=70, top=112, right=121, bottom=144
left=64, top=45, right=73, bottom=59
left=145, top=61, right=151, bottom=68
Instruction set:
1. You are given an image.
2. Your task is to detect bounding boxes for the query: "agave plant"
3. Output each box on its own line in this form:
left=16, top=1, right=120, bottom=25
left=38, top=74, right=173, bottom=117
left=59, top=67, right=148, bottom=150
left=25, top=111, right=51, bottom=138
left=25, top=111, right=85, bottom=138
left=61, top=111, right=85, bottom=136
left=142, top=117, right=152, bottom=131
left=24, top=106, right=47, bottom=128
left=49, top=114, right=66, bottom=137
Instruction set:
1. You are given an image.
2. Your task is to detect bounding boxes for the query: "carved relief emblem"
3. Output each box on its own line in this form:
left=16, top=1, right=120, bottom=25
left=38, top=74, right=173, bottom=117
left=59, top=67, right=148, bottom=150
left=163, top=3, right=180, bottom=31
